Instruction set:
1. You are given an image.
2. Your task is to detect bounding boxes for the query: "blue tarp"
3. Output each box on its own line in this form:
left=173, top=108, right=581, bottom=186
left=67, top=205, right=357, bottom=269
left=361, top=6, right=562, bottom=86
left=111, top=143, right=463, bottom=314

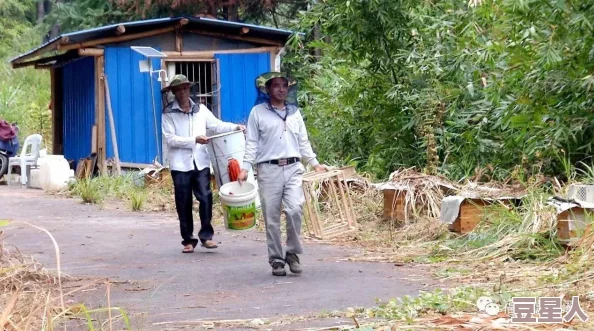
left=0, top=137, right=20, bottom=157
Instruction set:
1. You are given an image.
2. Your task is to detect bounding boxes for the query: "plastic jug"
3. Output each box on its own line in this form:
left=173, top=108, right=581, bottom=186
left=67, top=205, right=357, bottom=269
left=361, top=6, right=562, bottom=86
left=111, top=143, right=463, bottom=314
left=39, top=155, right=70, bottom=191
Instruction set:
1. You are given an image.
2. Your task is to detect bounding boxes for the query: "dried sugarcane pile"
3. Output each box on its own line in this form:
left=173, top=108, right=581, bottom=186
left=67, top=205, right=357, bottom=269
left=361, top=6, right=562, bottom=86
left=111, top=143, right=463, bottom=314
left=0, top=241, right=62, bottom=330
left=382, top=167, right=458, bottom=222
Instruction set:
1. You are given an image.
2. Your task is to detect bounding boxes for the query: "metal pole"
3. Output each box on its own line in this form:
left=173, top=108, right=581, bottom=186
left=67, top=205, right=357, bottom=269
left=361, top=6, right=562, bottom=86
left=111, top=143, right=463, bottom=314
left=148, top=60, right=161, bottom=164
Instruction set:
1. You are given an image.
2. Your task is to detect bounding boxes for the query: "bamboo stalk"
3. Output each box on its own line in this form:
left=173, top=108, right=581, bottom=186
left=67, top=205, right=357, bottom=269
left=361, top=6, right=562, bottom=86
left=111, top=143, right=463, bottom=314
left=106, top=281, right=113, bottom=331
left=103, top=74, right=122, bottom=175
left=307, top=182, right=324, bottom=238
left=328, top=177, right=347, bottom=223
left=116, top=24, right=125, bottom=35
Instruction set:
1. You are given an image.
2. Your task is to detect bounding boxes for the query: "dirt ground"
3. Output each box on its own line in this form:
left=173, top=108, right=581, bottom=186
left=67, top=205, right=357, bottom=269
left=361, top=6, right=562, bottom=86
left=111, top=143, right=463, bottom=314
left=0, top=186, right=440, bottom=330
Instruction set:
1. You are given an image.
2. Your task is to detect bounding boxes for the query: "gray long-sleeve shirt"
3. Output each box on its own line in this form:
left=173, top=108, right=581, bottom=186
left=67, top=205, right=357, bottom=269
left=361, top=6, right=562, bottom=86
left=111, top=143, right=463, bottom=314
left=242, top=102, right=319, bottom=172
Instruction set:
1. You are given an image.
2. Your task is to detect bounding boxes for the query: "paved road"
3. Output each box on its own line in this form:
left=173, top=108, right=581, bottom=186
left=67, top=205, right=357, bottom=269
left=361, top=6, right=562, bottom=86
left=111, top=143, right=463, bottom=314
left=0, top=186, right=434, bottom=330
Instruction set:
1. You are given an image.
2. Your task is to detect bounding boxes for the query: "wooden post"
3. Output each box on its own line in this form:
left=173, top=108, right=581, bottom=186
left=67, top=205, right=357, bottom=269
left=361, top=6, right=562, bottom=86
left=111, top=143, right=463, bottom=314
left=175, top=29, right=182, bottom=52
left=91, top=125, right=97, bottom=153
left=103, top=74, right=121, bottom=175
left=95, top=56, right=107, bottom=174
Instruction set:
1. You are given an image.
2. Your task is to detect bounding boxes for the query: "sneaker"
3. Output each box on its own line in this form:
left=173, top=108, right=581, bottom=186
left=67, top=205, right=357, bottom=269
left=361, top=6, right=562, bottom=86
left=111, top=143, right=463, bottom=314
left=285, top=253, right=302, bottom=274
left=272, top=262, right=286, bottom=276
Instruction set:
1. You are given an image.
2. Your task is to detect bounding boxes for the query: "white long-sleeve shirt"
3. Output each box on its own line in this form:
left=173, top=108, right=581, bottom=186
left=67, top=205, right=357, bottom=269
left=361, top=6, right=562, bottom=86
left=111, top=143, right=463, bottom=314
left=242, top=102, right=319, bottom=172
left=162, top=99, right=237, bottom=172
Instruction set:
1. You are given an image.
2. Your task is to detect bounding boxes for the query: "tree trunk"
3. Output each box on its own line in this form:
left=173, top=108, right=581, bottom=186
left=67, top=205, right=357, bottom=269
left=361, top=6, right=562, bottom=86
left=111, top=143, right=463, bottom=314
left=37, top=0, right=45, bottom=24
left=49, top=0, right=63, bottom=39
left=227, top=4, right=239, bottom=21
left=313, top=23, right=322, bottom=60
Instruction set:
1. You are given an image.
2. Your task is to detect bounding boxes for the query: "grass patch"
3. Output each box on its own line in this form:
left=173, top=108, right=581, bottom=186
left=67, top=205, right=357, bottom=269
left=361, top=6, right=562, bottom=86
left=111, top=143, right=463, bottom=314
left=127, top=188, right=148, bottom=212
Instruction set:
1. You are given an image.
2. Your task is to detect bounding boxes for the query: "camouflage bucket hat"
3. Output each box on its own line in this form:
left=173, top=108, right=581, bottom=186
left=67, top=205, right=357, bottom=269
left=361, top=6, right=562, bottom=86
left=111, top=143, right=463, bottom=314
left=161, top=74, right=197, bottom=92
left=255, top=72, right=297, bottom=95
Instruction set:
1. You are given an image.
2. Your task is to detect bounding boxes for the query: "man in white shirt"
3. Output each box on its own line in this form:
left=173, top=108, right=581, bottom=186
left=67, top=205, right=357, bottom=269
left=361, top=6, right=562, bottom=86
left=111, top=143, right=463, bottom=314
left=237, top=72, right=328, bottom=276
left=162, top=75, right=245, bottom=253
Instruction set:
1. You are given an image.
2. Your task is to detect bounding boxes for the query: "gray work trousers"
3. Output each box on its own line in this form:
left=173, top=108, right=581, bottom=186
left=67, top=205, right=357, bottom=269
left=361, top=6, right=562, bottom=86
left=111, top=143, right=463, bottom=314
left=257, top=162, right=305, bottom=266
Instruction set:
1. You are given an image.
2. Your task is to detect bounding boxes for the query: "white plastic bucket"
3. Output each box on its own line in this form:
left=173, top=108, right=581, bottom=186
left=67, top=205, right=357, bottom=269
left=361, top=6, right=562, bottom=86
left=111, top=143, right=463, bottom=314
left=219, top=181, right=257, bottom=230
left=207, top=130, right=261, bottom=208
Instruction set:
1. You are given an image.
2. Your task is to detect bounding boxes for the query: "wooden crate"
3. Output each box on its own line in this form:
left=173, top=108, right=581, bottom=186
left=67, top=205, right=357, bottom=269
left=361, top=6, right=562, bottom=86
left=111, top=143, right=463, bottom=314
left=383, top=189, right=406, bottom=221
left=557, top=207, right=590, bottom=240
left=320, top=166, right=357, bottom=199
left=451, top=198, right=490, bottom=233
left=302, top=169, right=358, bottom=239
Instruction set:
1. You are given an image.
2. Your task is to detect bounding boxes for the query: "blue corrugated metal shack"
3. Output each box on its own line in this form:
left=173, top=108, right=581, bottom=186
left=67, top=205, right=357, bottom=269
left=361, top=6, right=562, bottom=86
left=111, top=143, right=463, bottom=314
left=10, top=17, right=293, bottom=171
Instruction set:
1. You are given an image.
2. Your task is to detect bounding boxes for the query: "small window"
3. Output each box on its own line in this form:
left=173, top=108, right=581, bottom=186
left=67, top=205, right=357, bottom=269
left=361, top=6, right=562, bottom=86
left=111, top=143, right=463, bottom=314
left=164, top=60, right=219, bottom=117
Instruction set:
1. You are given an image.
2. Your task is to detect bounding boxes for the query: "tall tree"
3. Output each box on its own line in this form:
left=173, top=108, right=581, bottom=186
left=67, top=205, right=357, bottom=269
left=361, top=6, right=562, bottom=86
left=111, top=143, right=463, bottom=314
left=41, top=0, right=307, bottom=34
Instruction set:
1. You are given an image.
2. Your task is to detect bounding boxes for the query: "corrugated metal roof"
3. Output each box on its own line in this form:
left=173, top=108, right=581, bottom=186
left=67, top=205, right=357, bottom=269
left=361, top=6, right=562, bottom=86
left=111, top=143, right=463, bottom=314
left=10, top=16, right=296, bottom=64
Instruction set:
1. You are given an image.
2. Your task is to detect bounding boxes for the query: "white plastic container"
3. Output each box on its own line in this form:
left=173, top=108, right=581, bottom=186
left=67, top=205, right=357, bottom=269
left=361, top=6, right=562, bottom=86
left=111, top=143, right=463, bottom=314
left=207, top=130, right=260, bottom=208
left=39, top=155, right=71, bottom=192
left=218, top=181, right=257, bottom=230
left=29, top=168, right=41, bottom=189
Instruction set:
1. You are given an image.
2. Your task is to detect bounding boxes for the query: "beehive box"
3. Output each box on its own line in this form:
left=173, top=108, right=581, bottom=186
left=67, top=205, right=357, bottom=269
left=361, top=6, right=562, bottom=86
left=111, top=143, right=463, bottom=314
left=556, top=207, right=590, bottom=240
left=451, top=198, right=490, bottom=233
left=383, top=189, right=406, bottom=221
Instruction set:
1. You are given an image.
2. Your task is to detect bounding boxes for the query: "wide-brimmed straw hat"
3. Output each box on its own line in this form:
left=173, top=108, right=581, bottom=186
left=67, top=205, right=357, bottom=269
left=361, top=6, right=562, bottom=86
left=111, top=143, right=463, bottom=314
left=255, top=72, right=297, bottom=95
left=161, top=74, right=197, bottom=93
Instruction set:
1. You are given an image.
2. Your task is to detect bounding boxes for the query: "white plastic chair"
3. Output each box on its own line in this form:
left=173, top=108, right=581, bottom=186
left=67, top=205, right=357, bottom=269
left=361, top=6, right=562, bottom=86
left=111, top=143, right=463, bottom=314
left=7, top=134, right=43, bottom=186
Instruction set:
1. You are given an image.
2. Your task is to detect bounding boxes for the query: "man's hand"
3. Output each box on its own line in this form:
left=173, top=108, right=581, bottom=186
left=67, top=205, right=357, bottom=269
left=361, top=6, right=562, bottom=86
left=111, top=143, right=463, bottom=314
left=236, top=125, right=246, bottom=132
left=195, top=136, right=209, bottom=145
left=237, top=169, right=249, bottom=184
left=314, top=164, right=329, bottom=172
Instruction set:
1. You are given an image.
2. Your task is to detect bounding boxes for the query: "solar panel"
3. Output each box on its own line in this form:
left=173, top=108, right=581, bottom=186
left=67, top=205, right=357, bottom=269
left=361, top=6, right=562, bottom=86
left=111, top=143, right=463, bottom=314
left=130, top=46, right=167, bottom=58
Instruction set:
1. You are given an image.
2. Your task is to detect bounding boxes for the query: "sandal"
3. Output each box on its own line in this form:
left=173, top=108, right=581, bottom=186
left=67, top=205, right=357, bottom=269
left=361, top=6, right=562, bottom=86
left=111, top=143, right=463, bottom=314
left=182, top=244, right=194, bottom=253
left=201, top=240, right=218, bottom=249
left=182, top=240, right=198, bottom=253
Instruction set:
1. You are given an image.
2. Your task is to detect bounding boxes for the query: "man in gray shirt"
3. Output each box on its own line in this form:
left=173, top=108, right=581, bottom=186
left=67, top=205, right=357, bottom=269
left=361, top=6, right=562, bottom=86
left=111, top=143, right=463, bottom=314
left=238, top=72, right=327, bottom=276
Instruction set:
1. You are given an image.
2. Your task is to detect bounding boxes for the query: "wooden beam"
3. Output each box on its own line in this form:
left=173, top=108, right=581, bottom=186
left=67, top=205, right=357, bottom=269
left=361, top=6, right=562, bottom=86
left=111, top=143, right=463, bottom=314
left=240, top=27, right=250, bottom=35
left=11, top=36, right=69, bottom=65
left=58, top=26, right=176, bottom=51
left=78, top=48, right=104, bottom=56
left=186, top=29, right=283, bottom=47
left=116, top=24, right=126, bottom=35
left=163, top=47, right=277, bottom=59
left=34, top=64, right=54, bottom=70
left=12, top=52, right=69, bottom=69
left=175, top=29, right=182, bottom=52
left=119, top=162, right=154, bottom=169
